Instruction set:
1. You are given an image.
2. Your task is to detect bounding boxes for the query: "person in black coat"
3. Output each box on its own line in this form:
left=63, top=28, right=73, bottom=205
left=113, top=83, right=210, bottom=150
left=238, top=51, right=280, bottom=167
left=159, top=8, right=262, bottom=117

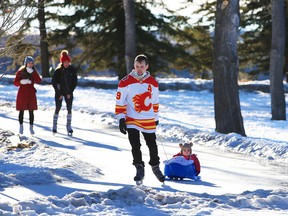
left=52, top=50, right=78, bottom=135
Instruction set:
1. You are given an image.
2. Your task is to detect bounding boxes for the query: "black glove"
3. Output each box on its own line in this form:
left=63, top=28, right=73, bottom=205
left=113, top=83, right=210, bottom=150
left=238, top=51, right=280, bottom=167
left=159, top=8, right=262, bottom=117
left=155, top=120, right=159, bottom=126
left=119, top=118, right=127, bottom=134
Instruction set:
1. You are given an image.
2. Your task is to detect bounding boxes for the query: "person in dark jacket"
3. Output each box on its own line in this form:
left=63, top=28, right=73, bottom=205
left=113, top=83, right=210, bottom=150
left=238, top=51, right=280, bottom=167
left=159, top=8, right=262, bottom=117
left=52, top=50, right=77, bottom=135
left=13, top=56, right=42, bottom=135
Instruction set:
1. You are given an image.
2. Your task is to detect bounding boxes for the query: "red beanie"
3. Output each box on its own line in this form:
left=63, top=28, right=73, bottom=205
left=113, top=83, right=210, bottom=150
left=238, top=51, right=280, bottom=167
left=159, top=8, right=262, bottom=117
left=60, top=50, right=71, bottom=63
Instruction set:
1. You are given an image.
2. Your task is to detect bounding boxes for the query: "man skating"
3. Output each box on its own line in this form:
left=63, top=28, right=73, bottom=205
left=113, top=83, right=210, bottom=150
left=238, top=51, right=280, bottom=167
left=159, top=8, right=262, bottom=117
left=115, top=54, right=165, bottom=184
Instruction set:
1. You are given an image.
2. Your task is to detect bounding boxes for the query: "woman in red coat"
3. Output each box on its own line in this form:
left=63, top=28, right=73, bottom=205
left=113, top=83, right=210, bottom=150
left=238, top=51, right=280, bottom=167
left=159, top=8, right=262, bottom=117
left=13, top=56, right=42, bottom=135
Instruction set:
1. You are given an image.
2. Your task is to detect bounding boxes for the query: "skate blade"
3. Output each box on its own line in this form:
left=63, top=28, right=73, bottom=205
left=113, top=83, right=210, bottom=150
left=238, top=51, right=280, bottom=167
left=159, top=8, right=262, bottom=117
left=135, top=180, right=143, bottom=186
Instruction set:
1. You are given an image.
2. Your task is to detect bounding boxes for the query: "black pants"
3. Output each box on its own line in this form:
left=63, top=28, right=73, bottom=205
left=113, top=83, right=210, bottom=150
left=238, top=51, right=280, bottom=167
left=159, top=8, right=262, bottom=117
left=127, top=128, right=160, bottom=167
left=54, top=94, right=73, bottom=114
left=18, top=110, right=34, bottom=125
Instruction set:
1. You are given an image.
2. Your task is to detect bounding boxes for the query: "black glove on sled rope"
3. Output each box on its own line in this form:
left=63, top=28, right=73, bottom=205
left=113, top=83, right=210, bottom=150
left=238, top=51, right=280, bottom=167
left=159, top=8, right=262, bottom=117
left=119, top=118, right=127, bottom=134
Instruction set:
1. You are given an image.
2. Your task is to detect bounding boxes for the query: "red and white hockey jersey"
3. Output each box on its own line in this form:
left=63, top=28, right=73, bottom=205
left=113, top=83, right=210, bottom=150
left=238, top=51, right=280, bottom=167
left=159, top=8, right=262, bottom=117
left=115, top=71, right=159, bottom=133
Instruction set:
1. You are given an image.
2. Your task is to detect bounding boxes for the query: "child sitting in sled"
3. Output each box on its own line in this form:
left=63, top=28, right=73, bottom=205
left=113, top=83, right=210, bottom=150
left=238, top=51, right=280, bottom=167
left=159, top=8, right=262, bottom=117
left=164, top=142, right=201, bottom=180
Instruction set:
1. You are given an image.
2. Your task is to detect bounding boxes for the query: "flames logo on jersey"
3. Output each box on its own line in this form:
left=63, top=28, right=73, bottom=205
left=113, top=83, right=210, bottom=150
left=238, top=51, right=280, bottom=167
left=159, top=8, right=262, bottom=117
left=133, top=91, right=152, bottom=113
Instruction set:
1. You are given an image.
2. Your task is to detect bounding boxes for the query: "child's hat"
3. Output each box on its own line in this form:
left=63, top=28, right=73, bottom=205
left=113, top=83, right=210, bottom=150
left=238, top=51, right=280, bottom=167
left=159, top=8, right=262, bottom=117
left=60, top=50, right=71, bottom=63
left=179, top=142, right=193, bottom=152
left=24, top=56, right=34, bottom=65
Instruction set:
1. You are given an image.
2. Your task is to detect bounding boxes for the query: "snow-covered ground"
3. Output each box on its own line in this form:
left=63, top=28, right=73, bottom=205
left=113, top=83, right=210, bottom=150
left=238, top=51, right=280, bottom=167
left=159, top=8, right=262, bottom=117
left=0, top=76, right=287, bottom=215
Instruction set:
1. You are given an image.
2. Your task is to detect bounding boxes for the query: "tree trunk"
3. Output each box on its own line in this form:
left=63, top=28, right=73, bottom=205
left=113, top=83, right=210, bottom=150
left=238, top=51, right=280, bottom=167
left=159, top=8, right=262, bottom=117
left=212, top=0, right=246, bottom=136
left=123, top=0, right=136, bottom=76
left=269, top=0, right=286, bottom=120
left=285, top=1, right=288, bottom=83
left=38, top=0, right=49, bottom=78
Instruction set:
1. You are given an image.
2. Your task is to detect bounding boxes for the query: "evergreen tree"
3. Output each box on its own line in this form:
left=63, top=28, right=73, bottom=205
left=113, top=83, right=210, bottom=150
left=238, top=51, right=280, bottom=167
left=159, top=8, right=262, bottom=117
left=38, top=0, right=50, bottom=77
left=123, top=0, right=136, bottom=74
left=239, top=0, right=272, bottom=79
left=213, top=0, right=246, bottom=136
left=195, top=0, right=285, bottom=80
left=285, top=1, right=288, bottom=82
left=45, top=0, right=207, bottom=79
left=269, top=0, right=286, bottom=120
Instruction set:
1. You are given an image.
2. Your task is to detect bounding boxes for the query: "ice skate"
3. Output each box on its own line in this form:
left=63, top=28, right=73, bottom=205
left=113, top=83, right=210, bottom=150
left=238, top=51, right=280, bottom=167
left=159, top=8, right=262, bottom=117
left=67, top=131, right=73, bottom=136
left=19, top=124, right=23, bottom=135
left=67, top=125, right=73, bottom=136
left=134, top=164, right=144, bottom=185
left=52, top=114, right=58, bottom=135
left=152, top=165, right=165, bottom=183
left=66, top=114, right=73, bottom=136
left=52, top=129, right=57, bottom=135
left=29, top=124, right=35, bottom=135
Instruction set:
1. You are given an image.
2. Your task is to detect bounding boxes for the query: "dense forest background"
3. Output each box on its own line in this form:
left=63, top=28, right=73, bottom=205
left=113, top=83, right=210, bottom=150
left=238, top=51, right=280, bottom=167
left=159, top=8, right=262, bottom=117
left=0, top=0, right=287, bottom=81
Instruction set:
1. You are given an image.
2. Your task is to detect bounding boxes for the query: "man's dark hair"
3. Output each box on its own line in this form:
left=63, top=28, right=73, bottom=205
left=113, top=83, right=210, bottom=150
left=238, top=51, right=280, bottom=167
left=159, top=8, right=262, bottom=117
left=134, top=54, right=148, bottom=65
